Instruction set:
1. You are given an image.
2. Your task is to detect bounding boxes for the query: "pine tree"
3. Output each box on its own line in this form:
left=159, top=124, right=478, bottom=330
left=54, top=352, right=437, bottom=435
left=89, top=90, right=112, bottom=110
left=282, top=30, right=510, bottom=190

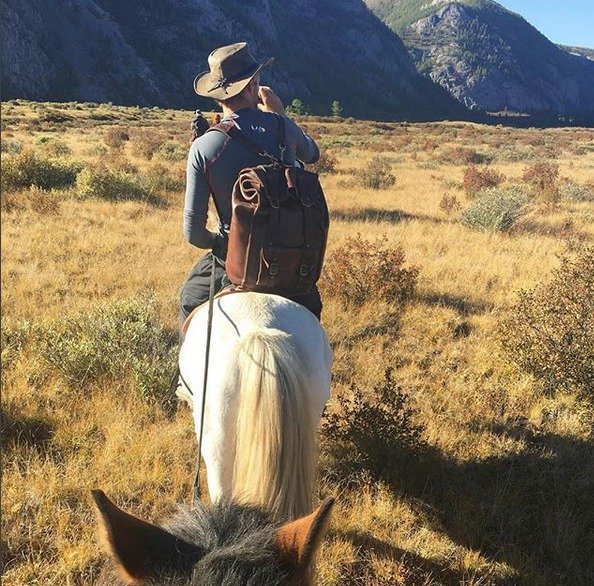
left=286, top=98, right=305, bottom=115
left=331, top=100, right=342, bottom=118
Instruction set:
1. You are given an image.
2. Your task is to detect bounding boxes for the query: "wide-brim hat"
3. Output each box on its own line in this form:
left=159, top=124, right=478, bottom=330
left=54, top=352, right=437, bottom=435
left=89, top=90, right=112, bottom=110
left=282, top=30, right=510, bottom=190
left=194, top=42, right=274, bottom=100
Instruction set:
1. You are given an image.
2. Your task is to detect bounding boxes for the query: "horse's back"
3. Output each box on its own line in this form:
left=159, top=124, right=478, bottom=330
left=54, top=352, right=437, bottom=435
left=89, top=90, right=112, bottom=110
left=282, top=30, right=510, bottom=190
left=179, top=292, right=332, bottom=408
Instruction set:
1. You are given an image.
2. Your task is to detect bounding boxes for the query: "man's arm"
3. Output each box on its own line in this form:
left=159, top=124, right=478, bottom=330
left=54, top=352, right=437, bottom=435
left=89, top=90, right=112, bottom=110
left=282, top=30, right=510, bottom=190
left=183, top=141, right=217, bottom=249
left=258, top=86, right=320, bottom=164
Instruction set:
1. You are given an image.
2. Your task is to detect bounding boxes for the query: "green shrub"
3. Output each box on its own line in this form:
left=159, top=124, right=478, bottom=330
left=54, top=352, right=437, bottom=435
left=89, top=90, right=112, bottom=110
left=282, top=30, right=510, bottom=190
left=76, top=167, right=161, bottom=204
left=21, top=298, right=177, bottom=404
left=461, top=186, right=529, bottom=232
left=1, top=319, right=40, bottom=375
left=40, top=139, right=72, bottom=158
left=357, top=156, right=396, bottom=189
left=560, top=181, right=594, bottom=202
left=157, top=140, right=186, bottom=162
left=499, top=248, right=594, bottom=397
left=1, top=151, right=79, bottom=192
left=321, top=368, right=425, bottom=480
left=1, top=139, right=23, bottom=154
left=320, top=235, right=418, bottom=306
left=141, top=164, right=184, bottom=193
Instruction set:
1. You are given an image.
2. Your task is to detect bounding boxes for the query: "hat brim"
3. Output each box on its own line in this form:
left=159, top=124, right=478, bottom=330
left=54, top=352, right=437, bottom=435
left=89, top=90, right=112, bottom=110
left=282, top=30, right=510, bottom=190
left=193, top=56, right=274, bottom=100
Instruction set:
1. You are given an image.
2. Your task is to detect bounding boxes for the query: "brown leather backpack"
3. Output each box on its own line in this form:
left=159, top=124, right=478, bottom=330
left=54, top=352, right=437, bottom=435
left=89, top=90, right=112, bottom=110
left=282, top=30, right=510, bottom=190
left=209, top=116, right=329, bottom=296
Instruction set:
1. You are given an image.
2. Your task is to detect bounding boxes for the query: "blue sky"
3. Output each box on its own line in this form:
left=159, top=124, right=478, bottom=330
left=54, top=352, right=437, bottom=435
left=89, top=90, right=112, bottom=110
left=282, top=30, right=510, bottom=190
left=497, top=1, right=594, bottom=48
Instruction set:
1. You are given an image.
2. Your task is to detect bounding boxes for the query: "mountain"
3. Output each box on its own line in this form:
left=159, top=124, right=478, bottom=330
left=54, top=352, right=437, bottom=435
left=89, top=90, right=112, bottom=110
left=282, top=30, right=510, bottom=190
left=1, top=0, right=468, bottom=121
left=365, top=0, right=594, bottom=121
left=559, top=45, right=594, bottom=61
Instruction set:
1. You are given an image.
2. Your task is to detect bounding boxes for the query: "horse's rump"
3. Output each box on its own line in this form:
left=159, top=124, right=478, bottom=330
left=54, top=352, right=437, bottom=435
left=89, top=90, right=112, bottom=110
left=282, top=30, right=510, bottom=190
left=179, top=293, right=332, bottom=522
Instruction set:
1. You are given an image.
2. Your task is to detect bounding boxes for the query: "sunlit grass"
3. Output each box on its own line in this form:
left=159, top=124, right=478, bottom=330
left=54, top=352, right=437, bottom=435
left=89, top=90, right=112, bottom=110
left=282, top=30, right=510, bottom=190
left=2, top=100, right=593, bottom=585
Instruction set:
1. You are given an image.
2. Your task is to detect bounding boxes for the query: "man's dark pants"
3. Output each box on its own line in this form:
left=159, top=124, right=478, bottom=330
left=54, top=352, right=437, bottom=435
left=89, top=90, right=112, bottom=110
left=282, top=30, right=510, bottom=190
left=179, top=252, right=323, bottom=328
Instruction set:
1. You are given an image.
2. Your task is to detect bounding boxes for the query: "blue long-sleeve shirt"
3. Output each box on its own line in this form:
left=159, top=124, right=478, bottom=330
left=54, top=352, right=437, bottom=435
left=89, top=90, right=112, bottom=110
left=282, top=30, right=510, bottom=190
left=183, top=108, right=320, bottom=252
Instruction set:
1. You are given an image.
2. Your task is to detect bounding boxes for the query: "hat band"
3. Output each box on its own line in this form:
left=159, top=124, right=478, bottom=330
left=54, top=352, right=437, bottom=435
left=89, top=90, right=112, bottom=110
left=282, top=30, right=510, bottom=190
left=208, top=63, right=260, bottom=93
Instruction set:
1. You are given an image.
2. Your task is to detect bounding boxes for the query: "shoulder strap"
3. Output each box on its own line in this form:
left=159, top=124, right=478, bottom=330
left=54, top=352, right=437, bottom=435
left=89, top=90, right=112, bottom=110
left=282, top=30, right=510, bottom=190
left=208, top=114, right=287, bottom=164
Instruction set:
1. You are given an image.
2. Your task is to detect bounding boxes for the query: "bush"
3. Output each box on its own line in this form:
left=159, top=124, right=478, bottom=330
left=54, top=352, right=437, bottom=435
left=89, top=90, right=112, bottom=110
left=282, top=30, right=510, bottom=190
left=1, top=151, right=79, bottom=192
left=522, top=162, right=559, bottom=191
left=39, top=110, right=73, bottom=124
left=157, top=140, right=186, bottom=162
left=321, top=368, right=425, bottom=479
left=20, top=298, right=177, bottom=404
left=76, top=166, right=160, bottom=204
left=308, top=150, right=337, bottom=175
left=1, top=186, right=61, bottom=214
left=437, top=146, right=491, bottom=165
left=463, top=165, right=505, bottom=198
left=357, top=156, right=396, bottom=189
left=500, top=248, right=594, bottom=397
left=103, top=128, right=130, bottom=149
left=141, top=164, right=185, bottom=193
left=439, top=194, right=462, bottom=215
left=522, top=162, right=560, bottom=203
left=40, top=139, right=72, bottom=158
left=1, top=139, right=23, bottom=154
left=320, top=235, right=418, bottom=306
left=559, top=181, right=594, bottom=202
left=461, top=186, right=529, bottom=232
left=131, top=130, right=162, bottom=160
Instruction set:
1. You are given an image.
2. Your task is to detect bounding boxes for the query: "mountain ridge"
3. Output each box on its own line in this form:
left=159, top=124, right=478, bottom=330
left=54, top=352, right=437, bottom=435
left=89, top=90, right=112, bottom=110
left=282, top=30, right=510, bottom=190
left=365, top=0, right=594, bottom=121
left=1, top=0, right=467, bottom=122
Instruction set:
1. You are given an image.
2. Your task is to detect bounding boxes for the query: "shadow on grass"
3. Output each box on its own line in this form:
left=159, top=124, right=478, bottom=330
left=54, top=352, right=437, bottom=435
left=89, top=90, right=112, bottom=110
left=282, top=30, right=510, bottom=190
left=328, top=309, right=403, bottom=353
left=323, top=419, right=594, bottom=585
left=332, top=529, right=467, bottom=585
left=418, top=291, right=493, bottom=317
left=1, top=405, right=54, bottom=450
left=330, top=208, right=449, bottom=225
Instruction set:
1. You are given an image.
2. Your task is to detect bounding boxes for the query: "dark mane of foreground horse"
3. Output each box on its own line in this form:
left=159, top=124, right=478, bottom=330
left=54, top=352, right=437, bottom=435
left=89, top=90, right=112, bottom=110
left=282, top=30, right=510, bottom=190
left=92, top=490, right=333, bottom=586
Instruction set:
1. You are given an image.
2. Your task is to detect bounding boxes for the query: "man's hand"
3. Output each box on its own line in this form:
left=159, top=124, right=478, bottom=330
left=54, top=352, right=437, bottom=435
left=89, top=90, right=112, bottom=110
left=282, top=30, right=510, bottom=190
left=257, top=86, right=286, bottom=115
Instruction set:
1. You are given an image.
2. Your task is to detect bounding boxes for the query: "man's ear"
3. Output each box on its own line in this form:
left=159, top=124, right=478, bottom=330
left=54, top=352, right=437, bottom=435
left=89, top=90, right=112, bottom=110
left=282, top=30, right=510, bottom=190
left=91, top=490, right=201, bottom=584
left=275, top=497, right=334, bottom=573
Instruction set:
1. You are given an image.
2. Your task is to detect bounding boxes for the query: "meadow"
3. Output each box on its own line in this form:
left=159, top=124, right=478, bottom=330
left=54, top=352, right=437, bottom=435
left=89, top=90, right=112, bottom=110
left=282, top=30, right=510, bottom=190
left=1, top=100, right=593, bottom=585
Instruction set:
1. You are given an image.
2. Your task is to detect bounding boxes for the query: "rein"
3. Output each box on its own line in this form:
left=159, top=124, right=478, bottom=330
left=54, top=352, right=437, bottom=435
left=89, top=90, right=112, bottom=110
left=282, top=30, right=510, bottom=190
left=191, top=253, right=217, bottom=504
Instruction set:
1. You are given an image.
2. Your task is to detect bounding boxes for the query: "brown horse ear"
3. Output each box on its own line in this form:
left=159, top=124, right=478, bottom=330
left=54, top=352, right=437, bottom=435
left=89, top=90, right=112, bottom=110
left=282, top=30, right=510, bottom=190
left=275, top=497, right=334, bottom=573
left=91, top=490, right=201, bottom=584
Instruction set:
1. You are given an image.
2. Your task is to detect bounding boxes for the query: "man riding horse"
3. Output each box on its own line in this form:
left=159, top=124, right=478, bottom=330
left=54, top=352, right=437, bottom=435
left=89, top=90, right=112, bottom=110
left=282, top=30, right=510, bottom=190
left=179, top=42, right=323, bottom=327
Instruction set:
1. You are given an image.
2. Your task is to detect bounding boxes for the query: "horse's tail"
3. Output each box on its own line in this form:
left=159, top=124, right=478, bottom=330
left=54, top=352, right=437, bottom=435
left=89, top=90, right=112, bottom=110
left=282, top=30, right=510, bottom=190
left=233, top=328, right=314, bottom=522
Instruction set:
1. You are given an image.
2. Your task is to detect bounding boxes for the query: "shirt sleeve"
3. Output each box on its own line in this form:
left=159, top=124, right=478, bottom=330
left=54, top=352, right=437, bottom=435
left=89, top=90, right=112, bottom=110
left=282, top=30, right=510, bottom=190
left=183, top=140, right=217, bottom=249
left=284, top=116, right=320, bottom=164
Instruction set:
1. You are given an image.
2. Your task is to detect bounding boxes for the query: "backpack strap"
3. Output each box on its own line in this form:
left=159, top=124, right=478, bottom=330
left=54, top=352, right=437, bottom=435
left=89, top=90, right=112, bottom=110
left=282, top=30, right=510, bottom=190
left=208, top=114, right=287, bottom=164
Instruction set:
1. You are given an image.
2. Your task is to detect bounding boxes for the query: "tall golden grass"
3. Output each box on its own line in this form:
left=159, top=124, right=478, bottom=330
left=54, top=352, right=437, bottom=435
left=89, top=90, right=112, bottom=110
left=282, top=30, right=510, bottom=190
left=2, top=100, right=594, bottom=585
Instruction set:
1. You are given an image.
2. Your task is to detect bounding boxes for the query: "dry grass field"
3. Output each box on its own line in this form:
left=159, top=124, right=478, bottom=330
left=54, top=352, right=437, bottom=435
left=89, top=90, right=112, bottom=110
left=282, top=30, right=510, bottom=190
left=2, top=100, right=594, bottom=585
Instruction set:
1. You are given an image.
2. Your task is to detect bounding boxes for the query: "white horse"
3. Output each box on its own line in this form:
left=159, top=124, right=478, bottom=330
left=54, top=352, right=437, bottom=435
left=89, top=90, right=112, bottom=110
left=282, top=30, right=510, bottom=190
left=178, top=292, right=332, bottom=521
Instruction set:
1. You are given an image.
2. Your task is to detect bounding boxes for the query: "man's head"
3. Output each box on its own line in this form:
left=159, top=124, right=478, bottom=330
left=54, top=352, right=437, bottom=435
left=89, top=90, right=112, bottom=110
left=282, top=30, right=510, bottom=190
left=217, top=74, right=261, bottom=111
left=194, top=42, right=273, bottom=103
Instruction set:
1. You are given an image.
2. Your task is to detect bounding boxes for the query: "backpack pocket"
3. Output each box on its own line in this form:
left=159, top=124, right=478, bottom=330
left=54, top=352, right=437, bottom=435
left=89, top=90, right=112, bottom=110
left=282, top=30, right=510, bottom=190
left=257, top=246, right=318, bottom=293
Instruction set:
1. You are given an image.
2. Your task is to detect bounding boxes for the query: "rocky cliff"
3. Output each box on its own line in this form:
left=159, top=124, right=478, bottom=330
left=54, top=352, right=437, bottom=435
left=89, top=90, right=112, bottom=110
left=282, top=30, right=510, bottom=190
left=366, top=0, right=594, bottom=121
left=1, top=0, right=467, bottom=121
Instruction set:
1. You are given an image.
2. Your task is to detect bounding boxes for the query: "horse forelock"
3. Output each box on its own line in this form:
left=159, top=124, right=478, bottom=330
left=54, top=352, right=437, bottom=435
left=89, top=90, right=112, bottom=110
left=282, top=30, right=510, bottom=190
left=98, top=501, right=291, bottom=586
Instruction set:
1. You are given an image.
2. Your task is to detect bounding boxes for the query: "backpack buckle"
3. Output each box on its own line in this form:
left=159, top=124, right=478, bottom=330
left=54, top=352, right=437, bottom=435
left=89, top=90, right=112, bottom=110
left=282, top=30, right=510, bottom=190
left=299, top=264, right=309, bottom=276
left=269, top=263, right=279, bottom=276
